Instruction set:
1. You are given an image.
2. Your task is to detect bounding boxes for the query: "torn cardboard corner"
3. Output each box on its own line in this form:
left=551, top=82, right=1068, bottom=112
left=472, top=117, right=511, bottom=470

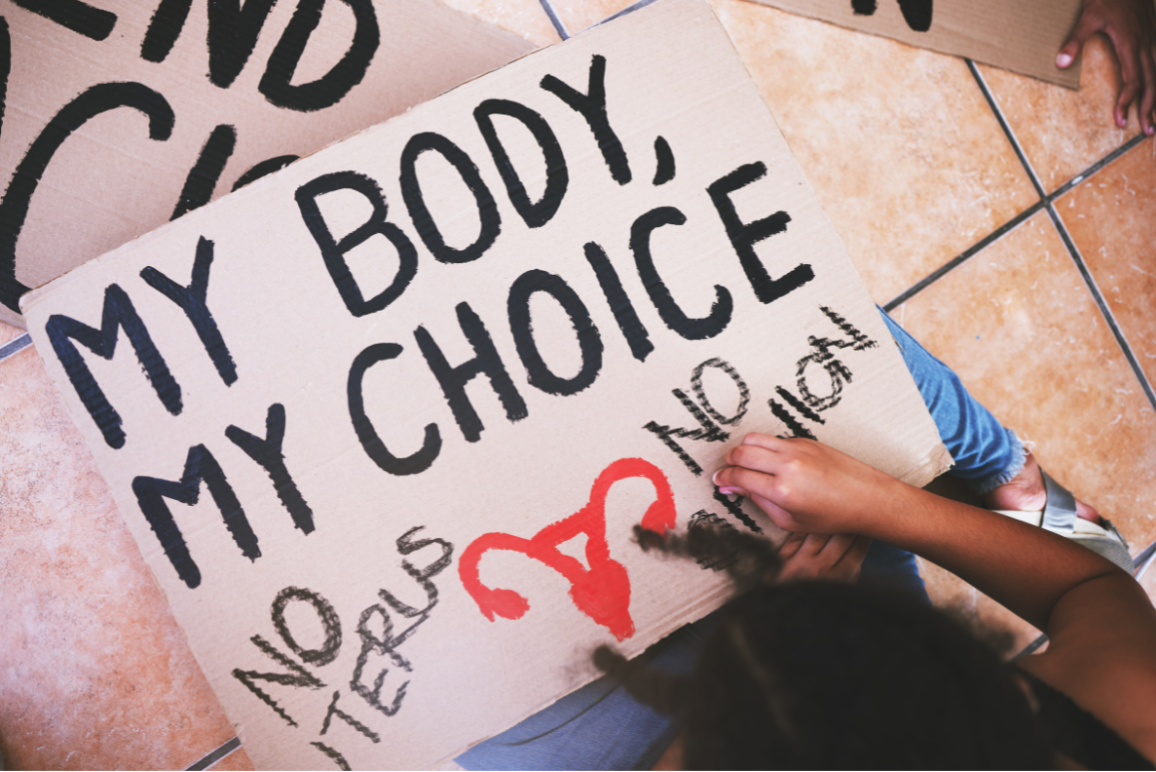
left=0, top=0, right=536, bottom=329
left=750, top=0, right=1083, bottom=88
left=22, top=0, right=951, bottom=767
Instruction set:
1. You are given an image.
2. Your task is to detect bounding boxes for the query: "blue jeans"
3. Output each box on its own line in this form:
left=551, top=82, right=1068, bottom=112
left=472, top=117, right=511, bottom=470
left=456, top=309, right=1024, bottom=771
left=855, top=312, right=1025, bottom=602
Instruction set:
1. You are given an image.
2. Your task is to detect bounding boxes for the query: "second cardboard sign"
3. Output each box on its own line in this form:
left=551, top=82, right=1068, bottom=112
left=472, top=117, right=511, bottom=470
left=751, top=0, right=1082, bottom=87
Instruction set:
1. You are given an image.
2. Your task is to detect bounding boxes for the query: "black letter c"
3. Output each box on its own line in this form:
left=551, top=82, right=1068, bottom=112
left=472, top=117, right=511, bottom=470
left=631, top=206, right=733, bottom=341
left=347, top=343, right=440, bottom=476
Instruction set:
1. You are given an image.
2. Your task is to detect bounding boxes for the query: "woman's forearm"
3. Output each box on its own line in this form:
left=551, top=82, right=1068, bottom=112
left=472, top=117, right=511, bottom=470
left=887, top=487, right=1156, bottom=759
left=867, top=480, right=1122, bottom=631
left=714, top=434, right=1138, bottom=637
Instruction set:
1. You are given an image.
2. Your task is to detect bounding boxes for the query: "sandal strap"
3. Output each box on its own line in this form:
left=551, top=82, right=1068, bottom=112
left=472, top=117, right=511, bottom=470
left=1100, top=517, right=1131, bottom=552
left=1041, top=468, right=1078, bottom=531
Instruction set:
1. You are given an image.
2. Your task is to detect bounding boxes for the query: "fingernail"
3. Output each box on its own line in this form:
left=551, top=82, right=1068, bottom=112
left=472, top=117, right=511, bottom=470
left=711, top=470, right=721, bottom=485
left=1056, top=53, right=1072, bottom=67
left=717, top=486, right=743, bottom=496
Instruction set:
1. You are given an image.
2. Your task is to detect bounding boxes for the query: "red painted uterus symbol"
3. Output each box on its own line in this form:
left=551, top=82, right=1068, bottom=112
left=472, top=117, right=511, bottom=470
left=458, top=457, right=676, bottom=641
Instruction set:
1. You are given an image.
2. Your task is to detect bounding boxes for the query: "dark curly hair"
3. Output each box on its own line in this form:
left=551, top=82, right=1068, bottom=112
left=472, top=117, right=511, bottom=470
left=595, top=525, right=1054, bottom=769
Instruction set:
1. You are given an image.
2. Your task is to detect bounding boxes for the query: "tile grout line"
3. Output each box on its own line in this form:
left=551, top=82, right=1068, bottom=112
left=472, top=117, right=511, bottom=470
left=0, top=331, right=31, bottom=363
left=185, top=736, right=241, bottom=771
left=884, top=63, right=1150, bottom=312
left=536, top=0, right=569, bottom=40
left=966, top=60, right=1047, bottom=197
left=966, top=60, right=1156, bottom=412
left=1046, top=132, right=1149, bottom=202
left=1133, top=538, right=1156, bottom=580
left=883, top=59, right=1051, bottom=310
left=588, top=0, right=664, bottom=29
left=1044, top=204, right=1156, bottom=412
left=921, top=61, right=1156, bottom=416
left=1012, top=633, right=1048, bottom=660
left=883, top=201, right=1043, bottom=311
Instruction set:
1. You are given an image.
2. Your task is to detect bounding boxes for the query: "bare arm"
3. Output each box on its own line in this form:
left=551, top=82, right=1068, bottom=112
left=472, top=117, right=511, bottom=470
left=714, top=434, right=1156, bottom=759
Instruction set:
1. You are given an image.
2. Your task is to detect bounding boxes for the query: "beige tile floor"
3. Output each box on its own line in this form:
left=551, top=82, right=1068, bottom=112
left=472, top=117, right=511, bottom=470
left=2, top=0, right=1155, bottom=768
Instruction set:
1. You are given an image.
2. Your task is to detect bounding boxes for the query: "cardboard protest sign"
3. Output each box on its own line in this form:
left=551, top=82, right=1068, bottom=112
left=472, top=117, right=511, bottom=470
left=749, top=0, right=1083, bottom=88
left=0, top=0, right=534, bottom=328
left=23, top=0, right=953, bottom=767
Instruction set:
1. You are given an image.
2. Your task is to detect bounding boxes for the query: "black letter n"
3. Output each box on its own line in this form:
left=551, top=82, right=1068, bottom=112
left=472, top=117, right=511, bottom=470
left=46, top=283, right=182, bottom=449
left=133, top=444, right=259, bottom=589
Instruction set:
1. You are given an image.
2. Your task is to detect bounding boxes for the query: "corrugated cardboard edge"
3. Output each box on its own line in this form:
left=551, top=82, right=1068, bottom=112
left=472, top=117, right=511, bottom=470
left=900, top=442, right=956, bottom=488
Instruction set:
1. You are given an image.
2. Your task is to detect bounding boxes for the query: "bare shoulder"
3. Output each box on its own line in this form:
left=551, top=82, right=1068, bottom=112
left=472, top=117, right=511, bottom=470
left=1016, top=573, right=1156, bottom=763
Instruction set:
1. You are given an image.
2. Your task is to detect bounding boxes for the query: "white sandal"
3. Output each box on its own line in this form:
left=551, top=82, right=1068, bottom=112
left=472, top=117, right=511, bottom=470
left=993, top=468, right=1133, bottom=573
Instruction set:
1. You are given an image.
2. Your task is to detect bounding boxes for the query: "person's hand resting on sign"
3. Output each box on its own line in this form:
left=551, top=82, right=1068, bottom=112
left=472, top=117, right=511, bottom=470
left=712, top=433, right=897, bottom=538
left=713, top=437, right=876, bottom=583
left=1057, top=0, right=1156, bottom=134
